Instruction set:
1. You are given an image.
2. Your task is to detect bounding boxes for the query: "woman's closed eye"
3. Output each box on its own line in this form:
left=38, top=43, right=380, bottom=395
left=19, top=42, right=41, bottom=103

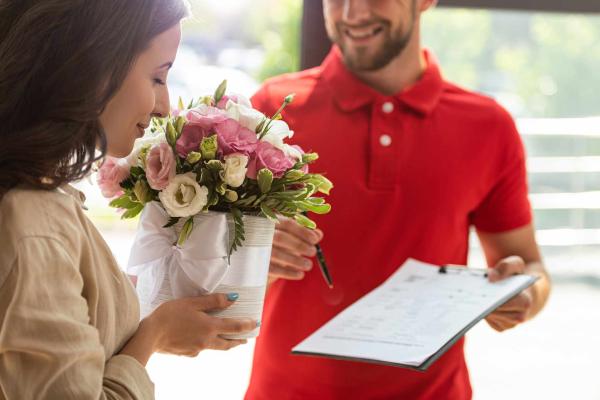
left=153, top=77, right=166, bottom=86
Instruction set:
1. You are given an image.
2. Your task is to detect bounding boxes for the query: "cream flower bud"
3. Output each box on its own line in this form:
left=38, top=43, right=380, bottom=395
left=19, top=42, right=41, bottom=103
left=221, top=153, right=249, bottom=188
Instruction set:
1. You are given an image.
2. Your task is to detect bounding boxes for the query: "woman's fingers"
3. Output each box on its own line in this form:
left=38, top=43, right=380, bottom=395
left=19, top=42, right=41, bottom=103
left=210, top=337, right=247, bottom=351
left=216, top=317, right=257, bottom=334
left=189, top=293, right=235, bottom=312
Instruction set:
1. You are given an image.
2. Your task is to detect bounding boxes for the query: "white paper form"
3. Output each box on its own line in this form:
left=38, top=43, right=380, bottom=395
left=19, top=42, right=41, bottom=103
left=292, top=259, right=537, bottom=370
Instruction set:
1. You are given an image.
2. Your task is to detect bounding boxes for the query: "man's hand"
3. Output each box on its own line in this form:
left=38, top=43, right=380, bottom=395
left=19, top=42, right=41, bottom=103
left=478, top=225, right=551, bottom=332
left=268, top=218, right=323, bottom=283
left=485, top=256, right=534, bottom=332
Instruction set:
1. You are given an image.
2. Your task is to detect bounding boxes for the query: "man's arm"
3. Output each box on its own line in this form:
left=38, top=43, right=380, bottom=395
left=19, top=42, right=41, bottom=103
left=477, top=223, right=551, bottom=331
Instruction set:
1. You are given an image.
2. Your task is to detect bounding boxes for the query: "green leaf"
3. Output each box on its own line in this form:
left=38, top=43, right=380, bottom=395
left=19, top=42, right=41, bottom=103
left=206, top=159, right=224, bottom=171
left=130, top=166, right=145, bottom=178
left=298, top=202, right=331, bottom=214
left=121, top=203, right=144, bottom=219
left=214, top=80, right=227, bottom=104
left=284, top=169, right=305, bottom=181
left=109, top=195, right=138, bottom=210
left=120, top=178, right=135, bottom=190
left=234, top=194, right=257, bottom=207
left=198, top=169, right=212, bottom=186
left=228, top=208, right=246, bottom=260
left=302, top=182, right=314, bottom=195
left=260, top=202, right=278, bottom=221
left=204, top=190, right=219, bottom=210
left=294, top=213, right=316, bottom=229
left=133, top=180, right=154, bottom=204
left=177, top=218, right=194, bottom=247
left=307, top=197, right=326, bottom=205
left=163, top=217, right=180, bottom=228
left=216, top=182, right=227, bottom=195
left=252, top=194, right=268, bottom=207
left=315, top=175, right=333, bottom=195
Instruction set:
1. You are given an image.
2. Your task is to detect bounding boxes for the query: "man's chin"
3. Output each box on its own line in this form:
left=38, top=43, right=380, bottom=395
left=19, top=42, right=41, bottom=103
left=342, top=52, right=384, bottom=72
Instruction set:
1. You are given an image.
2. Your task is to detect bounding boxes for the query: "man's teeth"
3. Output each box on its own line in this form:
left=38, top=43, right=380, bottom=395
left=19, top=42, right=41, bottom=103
left=346, top=26, right=382, bottom=39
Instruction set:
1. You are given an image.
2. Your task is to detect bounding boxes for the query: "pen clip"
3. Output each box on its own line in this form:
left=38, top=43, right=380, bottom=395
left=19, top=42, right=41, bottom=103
left=439, top=264, right=488, bottom=278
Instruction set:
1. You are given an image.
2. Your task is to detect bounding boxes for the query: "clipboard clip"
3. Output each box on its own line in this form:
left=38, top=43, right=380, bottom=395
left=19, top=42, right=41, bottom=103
left=439, top=264, right=488, bottom=278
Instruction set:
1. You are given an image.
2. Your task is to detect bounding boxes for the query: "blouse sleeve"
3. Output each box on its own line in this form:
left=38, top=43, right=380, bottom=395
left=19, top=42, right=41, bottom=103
left=0, top=236, right=154, bottom=399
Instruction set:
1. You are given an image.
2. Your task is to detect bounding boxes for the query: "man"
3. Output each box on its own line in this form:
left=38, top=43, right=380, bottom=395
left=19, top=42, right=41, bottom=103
left=246, top=0, right=551, bottom=398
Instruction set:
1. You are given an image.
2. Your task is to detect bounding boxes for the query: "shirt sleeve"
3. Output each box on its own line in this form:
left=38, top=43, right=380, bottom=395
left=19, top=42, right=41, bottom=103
left=470, top=111, right=533, bottom=233
left=0, top=236, right=154, bottom=400
left=251, top=83, right=276, bottom=116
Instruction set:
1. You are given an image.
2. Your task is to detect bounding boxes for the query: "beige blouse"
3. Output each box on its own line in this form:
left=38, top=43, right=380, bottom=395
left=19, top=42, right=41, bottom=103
left=0, top=185, right=154, bottom=399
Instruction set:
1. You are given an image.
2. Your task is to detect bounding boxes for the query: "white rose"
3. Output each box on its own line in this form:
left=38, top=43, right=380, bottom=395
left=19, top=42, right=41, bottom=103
left=225, top=100, right=266, bottom=132
left=282, top=144, right=303, bottom=161
left=230, top=94, right=252, bottom=108
left=127, top=131, right=167, bottom=166
left=221, top=153, right=249, bottom=188
left=158, top=173, right=208, bottom=218
left=260, top=120, right=294, bottom=149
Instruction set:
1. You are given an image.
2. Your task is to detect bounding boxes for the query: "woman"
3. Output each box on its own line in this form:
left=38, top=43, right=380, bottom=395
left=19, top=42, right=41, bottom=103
left=0, top=1, right=256, bottom=399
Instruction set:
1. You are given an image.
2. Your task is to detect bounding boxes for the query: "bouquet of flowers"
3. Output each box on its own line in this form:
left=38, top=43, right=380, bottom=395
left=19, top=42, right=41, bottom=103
left=98, top=81, right=332, bottom=338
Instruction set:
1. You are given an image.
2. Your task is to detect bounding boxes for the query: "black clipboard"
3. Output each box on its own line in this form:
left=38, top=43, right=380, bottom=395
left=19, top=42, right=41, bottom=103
left=292, top=263, right=539, bottom=372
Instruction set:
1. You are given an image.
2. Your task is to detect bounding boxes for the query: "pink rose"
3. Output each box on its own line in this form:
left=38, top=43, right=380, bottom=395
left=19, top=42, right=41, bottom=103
left=246, top=141, right=294, bottom=179
left=176, top=106, right=228, bottom=157
left=214, top=119, right=258, bottom=156
left=216, top=94, right=252, bottom=109
left=97, top=156, right=130, bottom=198
left=146, top=142, right=176, bottom=190
left=288, top=144, right=309, bottom=173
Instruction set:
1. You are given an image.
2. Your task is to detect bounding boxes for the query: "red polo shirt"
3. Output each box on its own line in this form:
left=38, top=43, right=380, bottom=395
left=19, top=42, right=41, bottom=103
left=246, top=47, right=531, bottom=400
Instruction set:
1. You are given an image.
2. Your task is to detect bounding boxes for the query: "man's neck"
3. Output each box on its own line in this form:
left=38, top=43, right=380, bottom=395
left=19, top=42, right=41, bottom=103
left=350, top=33, right=426, bottom=96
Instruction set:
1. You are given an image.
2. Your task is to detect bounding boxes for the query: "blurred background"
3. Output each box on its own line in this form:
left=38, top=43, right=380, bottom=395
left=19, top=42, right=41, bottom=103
left=78, top=0, right=600, bottom=398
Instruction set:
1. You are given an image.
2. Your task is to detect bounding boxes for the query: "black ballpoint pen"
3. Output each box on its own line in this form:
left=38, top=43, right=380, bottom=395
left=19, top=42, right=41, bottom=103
left=315, top=242, right=333, bottom=288
left=303, top=212, right=334, bottom=288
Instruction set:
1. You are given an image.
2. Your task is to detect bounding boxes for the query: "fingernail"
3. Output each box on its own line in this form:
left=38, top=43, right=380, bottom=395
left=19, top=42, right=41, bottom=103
left=310, top=232, right=320, bottom=244
left=227, top=293, right=239, bottom=301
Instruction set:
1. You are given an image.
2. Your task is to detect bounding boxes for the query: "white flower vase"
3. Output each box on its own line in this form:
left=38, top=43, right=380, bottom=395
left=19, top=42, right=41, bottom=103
left=211, top=214, right=275, bottom=339
left=128, top=202, right=275, bottom=339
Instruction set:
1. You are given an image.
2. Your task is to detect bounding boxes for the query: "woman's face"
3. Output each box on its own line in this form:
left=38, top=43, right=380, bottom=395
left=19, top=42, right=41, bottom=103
left=100, top=24, right=182, bottom=158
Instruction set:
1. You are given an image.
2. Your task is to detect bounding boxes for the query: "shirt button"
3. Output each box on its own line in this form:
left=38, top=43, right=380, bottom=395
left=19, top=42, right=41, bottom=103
left=382, top=102, right=394, bottom=113
left=379, top=134, right=392, bottom=147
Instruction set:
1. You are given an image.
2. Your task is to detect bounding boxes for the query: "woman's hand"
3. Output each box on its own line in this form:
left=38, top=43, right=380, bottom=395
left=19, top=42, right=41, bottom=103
left=120, top=293, right=256, bottom=365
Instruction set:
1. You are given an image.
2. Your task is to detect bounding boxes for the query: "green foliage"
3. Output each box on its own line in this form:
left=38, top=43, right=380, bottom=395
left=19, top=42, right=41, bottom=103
left=253, top=0, right=302, bottom=80
left=423, top=9, right=600, bottom=117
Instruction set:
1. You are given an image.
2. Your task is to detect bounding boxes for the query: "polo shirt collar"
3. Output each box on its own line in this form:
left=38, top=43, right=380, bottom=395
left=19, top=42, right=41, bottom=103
left=321, top=46, right=443, bottom=115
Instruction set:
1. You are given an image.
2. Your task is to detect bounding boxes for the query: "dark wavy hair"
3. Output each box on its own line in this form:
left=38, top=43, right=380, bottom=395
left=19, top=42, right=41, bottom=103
left=0, top=0, right=189, bottom=198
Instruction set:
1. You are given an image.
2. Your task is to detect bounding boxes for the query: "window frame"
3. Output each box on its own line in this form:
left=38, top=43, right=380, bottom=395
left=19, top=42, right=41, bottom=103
left=438, top=0, right=600, bottom=14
